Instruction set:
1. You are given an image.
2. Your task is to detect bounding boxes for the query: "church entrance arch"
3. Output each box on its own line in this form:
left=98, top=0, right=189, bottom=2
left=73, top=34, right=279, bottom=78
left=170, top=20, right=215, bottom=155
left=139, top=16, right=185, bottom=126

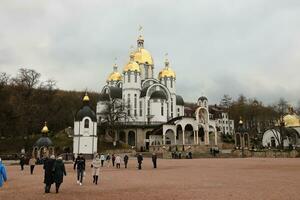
left=165, top=129, right=175, bottom=145
left=128, top=131, right=136, bottom=147
left=184, top=124, right=194, bottom=144
left=119, top=131, right=126, bottom=143
left=176, top=125, right=183, bottom=145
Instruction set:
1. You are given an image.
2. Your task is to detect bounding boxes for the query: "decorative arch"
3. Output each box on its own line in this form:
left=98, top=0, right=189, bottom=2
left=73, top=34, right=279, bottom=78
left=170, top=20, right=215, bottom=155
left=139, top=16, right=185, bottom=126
left=128, top=131, right=136, bottom=146
left=142, top=78, right=160, bottom=88
left=235, top=133, right=241, bottom=148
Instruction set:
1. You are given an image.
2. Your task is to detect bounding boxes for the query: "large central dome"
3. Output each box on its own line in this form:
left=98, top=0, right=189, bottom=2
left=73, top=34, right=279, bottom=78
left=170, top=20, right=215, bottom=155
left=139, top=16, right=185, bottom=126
left=133, top=35, right=154, bottom=65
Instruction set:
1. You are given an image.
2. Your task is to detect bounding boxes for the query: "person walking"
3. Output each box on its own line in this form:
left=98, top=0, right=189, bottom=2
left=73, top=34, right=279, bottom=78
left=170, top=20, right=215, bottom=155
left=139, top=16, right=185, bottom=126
left=53, top=156, right=66, bottom=193
left=74, top=154, right=85, bottom=185
left=112, top=154, right=116, bottom=167
left=115, top=155, right=121, bottom=169
left=43, top=155, right=55, bottom=193
left=100, top=154, right=105, bottom=167
left=29, top=157, right=37, bottom=174
left=123, top=154, right=129, bottom=168
left=20, top=155, right=25, bottom=171
left=91, top=155, right=101, bottom=185
left=106, top=153, right=111, bottom=167
left=0, top=158, right=7, bottom=188
left=137, top=153, right=143, bottom=170
left=152, top=153, right=157, bottom=169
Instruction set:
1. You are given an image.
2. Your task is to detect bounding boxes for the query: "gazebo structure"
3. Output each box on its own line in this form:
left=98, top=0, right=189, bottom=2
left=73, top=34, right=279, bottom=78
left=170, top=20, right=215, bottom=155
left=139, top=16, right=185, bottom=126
left=32, top=122, right=55, bottom=160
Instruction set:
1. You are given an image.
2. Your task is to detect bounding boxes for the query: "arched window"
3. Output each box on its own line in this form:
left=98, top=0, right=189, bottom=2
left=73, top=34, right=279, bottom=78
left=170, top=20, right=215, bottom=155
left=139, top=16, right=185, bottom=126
left=84, top=119, right=89, bottom=128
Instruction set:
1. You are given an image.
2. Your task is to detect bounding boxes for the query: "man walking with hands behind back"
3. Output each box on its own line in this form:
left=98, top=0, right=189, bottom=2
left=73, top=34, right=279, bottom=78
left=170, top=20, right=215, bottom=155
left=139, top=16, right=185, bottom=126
left=152, top=153, right=157, bottom=169
left=74, top=154, right=85, bottom=186
left=137, top=153, right=143, bottom=170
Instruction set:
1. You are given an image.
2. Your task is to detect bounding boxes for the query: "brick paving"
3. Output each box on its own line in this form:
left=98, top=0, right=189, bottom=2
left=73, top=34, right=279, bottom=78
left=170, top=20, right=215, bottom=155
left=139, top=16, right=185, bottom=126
left=0, top=158, right=300, bottom=200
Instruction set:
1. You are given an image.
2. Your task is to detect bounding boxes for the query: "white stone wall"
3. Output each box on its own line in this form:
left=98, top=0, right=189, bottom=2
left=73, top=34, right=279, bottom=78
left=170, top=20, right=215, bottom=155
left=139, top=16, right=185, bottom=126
left=150, top=99, right=167, bottom=122
left=73, top=117, right=98, bottom=155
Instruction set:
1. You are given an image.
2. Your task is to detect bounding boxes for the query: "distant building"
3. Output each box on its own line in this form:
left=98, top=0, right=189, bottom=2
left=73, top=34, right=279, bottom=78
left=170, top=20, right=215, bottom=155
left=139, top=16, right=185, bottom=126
left=262, top=107, right=300, bottom=148
left=209, top=105, right=235, bottom=135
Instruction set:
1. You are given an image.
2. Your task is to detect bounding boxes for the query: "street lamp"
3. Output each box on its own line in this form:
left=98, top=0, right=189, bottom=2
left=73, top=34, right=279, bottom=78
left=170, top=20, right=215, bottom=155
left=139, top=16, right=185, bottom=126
left=238, top=117, right=246, bottom=158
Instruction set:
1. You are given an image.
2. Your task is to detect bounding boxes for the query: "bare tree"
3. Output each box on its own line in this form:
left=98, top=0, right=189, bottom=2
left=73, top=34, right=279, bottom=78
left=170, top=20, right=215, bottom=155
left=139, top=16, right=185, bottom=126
left=0, top=72, right=10, bottom=87
left=12, top=68, right=41, bottom=89
left=100, top=98, right=132, bottom=142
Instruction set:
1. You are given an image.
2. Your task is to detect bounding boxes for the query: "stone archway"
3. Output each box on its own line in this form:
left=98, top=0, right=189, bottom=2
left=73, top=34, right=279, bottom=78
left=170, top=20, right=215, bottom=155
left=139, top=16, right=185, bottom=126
left=236, top=133, right=241, bottom=148
left=199, top=127, right=205, bottom=142
left=184, top=124, right=194, bottom=145
left=119, top=131, right=126, bottom=143
left=128, top=131, right=136, bottom=147
left=176, top=125, right=183, bottom=145
left=165, top=129, right=175, bottom=145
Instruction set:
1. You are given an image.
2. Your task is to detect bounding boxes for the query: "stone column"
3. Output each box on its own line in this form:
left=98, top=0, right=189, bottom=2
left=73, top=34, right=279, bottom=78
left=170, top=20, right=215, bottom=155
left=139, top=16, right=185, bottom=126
left=183, top=131, right=185, bottom=145
left=125, top=132, right=128, bottom=145
left=174, top=132, right=177, bottom=145
left=163, top=130, right=166, bottom=145
left=196, top=130, right=199, bottom=145
left=204, top=129, right=209, bottom=145
left=214, top=131, right=218, bottom=146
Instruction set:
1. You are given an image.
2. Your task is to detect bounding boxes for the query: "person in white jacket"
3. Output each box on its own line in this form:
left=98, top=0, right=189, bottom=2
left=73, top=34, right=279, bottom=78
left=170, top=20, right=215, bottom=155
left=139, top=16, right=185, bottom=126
left=91, top=155, right=101, bottom=185
left=115, top=155, right=121, bottom=169
left=100, top=154, right=105, bottom=167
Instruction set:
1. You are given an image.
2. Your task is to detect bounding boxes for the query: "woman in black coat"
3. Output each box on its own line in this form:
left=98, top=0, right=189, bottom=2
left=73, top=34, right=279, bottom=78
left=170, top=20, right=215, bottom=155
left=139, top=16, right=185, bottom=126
left=43, top=155, right=56, bottom=193
left=53, top=157, right=66, bottom=193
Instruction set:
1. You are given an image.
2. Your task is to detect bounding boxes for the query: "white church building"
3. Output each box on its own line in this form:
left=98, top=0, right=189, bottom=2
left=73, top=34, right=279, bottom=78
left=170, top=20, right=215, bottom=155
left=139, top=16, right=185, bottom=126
left=95, top=34, right=223, bottom=152
left=73, top=93, right=98, bottom=156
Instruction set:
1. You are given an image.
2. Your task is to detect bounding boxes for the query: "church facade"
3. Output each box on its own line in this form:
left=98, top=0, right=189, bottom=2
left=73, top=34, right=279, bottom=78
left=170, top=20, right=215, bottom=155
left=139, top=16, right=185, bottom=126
left=96, top=34, right=222, bottom=152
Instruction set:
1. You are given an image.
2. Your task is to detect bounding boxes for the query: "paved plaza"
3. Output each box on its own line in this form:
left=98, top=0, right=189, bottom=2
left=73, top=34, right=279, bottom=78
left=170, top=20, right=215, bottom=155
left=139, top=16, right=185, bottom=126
left=0, top=158, right=300, bottom=200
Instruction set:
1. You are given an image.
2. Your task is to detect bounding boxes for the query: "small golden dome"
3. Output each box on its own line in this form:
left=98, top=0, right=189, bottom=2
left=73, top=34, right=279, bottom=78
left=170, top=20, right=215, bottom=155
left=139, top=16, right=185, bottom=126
left=283, top=114, right=300, bottom=127
left=134, top=48, right=153, bottom=65
left=158, top=58, right=176, bottom=79
left=107, top=63, right=122, bottom=82
left=41, top=122, right=49, bottom=133
left=83, top=92, right=90, bottom=102
left=124, top=53, right=141, bottom=72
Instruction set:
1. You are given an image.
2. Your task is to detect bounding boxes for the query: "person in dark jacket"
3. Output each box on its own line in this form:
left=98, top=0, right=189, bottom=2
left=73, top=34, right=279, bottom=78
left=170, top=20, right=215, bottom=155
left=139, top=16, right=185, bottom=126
left=112, top=154, right=115, bottom=167
left=20, top=155, right=25, bottom=171
left=137, top=154, right=143, bottom=170
left=53, top=156, right=66, bottom=193
left=43, top=155, right=56, bottom=193
left=74, top=154, right=85, bottom=185
left=123, top=154, right=129, bottom=168
left=152, top=153, right=157, bottom=168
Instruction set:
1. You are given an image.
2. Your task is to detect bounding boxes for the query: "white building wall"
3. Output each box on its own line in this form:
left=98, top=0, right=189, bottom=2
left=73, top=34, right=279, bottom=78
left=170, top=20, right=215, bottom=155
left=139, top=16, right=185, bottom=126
left=73, top=117, right=98, bottom=155
left=150, top=99, right=167, bottom=122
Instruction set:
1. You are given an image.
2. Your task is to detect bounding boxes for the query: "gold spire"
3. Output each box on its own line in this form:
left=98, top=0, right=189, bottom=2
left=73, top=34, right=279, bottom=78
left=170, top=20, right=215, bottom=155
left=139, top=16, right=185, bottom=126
left=41, top=122, right=49, bottom=133
left=133, top=27, right=154, bottom=65
left=124, top=52, right=141, bottom=72
left=107, top=61, right=122, bottom=82
left=83, top=92, right=90, bottom=102
left=158, top=54, right=176, bottom=79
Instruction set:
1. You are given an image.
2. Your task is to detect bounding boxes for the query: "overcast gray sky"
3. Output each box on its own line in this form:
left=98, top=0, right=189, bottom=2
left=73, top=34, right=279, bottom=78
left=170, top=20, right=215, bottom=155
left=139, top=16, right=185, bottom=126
left=0, top=0, right=300, bottom=105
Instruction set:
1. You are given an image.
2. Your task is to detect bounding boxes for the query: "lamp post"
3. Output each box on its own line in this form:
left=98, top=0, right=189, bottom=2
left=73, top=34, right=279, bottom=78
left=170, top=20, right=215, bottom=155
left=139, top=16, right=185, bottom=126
left=238, top=117, right=246, bottom=158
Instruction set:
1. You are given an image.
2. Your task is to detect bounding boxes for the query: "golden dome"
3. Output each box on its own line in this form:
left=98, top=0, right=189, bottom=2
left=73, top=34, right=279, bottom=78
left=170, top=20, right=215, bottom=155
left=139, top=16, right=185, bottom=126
left=283, top=114, right=300, bottom=127
left=83, top=92, right=90, bottom=102
left=123, top=53, right=141, bottom=72
left=158, top=58, right=176, bottom=79
left=134, top=48, right=154, bottom=65
left=41, top=122, right=49, bottom=133
left=107, top=72, right=122, bottom=82
left=107, top=63, right=122, bottom=82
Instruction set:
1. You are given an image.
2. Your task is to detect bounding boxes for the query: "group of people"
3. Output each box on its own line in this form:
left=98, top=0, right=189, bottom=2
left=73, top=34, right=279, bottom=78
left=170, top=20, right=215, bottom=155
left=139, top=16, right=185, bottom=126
left=43, top=155, right=67, bottom=193
left=0, top=152, right=159, bottom=192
